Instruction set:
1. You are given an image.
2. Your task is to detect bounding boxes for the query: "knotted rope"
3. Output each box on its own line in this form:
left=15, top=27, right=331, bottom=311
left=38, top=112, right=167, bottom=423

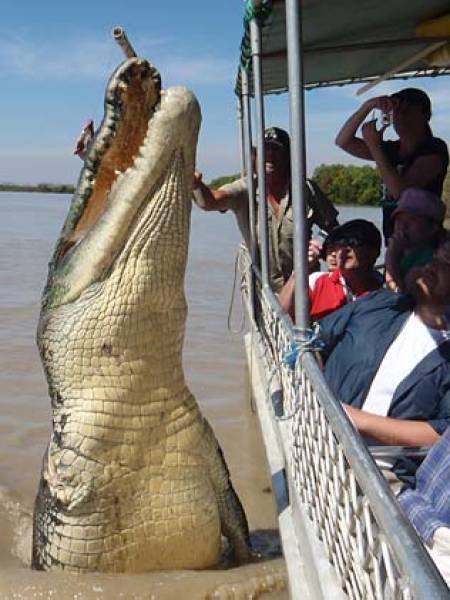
left=273, top=327, right=325, bottom=421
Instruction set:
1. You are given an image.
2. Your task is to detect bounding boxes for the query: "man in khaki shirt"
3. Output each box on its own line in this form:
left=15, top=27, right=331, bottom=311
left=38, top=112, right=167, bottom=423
left=193, top=127, right=338, bottom=292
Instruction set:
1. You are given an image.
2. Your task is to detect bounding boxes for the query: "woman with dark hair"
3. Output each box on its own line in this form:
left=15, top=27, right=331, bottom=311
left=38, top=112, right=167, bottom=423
left=335, top=88, right=449, bottom=242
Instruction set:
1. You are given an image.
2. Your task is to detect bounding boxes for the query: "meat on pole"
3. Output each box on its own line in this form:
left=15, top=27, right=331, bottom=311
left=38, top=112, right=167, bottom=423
left=112, top=26, right=137, bottom=58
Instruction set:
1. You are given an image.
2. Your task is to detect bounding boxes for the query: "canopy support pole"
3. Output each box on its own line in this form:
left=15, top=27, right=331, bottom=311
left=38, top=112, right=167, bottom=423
left=285, top=0, right=310, bottom=329
left=250, top=17, right=270, bottom=289
left=241, top=68, right=258, bottom=271
left=237, top=96, right=246, bottom=177
left=241, top=67, right=259, bottom=321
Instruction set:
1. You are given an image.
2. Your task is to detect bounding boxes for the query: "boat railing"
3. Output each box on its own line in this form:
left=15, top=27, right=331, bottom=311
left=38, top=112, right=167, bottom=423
left=238, top=245, right=447, bottom=600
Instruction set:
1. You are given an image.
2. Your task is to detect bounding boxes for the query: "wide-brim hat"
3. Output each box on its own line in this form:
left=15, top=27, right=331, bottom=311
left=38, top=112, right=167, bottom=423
left=324, top=219, right=381, bottom=254
left=392, top=188, right=445, bottom=224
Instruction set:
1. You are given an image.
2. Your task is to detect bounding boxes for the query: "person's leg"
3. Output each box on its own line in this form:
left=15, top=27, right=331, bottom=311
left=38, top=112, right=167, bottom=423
left=426, top=527, right=450, bottom=587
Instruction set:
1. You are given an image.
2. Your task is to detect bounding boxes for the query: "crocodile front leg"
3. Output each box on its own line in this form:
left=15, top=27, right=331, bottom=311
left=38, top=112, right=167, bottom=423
left=201, top=420, right=251, bottom=561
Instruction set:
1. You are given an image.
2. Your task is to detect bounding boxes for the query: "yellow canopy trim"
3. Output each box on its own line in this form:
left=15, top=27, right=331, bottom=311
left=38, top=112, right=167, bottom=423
left=415, top=14, right=450, bottom=37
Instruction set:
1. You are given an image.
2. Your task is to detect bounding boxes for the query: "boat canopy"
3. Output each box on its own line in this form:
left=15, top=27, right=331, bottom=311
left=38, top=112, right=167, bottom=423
left=236, top=0, right=450, bottom=95
left=235, top=4, right=450, bottom=598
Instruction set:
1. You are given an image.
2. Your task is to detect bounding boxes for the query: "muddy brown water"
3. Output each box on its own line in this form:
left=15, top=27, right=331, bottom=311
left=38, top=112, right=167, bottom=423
left=0, top=193, right=288, bottom=599
left=0, top=193, right=378, bottom=598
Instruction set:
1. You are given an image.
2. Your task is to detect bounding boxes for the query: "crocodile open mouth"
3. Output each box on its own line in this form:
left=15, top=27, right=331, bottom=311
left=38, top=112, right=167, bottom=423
left=41, top=59, right=200, bottom=312
left=56, top=58, right=161, bottom=263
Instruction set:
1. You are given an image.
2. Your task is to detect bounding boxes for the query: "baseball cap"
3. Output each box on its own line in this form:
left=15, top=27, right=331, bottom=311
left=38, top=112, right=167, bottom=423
left=390, top=88, right=432, bottom=120
left=392, top=188, right=445, bottom=224
left=324, top=219, right=382, bottom=254
left=264, top=127, right=290, bottom=151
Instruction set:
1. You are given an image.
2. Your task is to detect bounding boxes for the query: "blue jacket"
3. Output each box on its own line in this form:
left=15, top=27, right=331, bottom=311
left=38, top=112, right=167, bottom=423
left=319, top=290, right=450, bottom=436
left=398, top=427, right=450, bottom=542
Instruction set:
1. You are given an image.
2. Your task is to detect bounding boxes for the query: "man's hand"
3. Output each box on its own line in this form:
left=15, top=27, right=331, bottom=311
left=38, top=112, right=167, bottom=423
left=335, top=95, right=393, bottom=159
left=361, top=119, right=388, bottom=150
left=308, top=239, right=322, bottom=273
left=363, top=95, right=394, bottom=113
left=74, top=119, right=94, bottom=159
left=193, top=171, right=203, bottom=190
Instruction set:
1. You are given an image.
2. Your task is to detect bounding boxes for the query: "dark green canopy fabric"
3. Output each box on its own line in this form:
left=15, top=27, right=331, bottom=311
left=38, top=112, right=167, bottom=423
left=236, top=0, right=450, bottom=95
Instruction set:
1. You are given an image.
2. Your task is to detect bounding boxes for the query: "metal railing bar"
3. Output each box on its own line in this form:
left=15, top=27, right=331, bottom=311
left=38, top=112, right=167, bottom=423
left=369, top=446, right=431, bottom=459
left=249, top=17, right=270, bottom=288
left=285, top=0, right=310, bottom=329
left=239, top=248, right=449, bottom=596
left=300, top=352, right=446, bottom=597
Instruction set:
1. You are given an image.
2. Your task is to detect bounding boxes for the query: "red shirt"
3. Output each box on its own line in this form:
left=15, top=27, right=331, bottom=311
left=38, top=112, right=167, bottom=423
left=309, top=270, right=382, bottom=320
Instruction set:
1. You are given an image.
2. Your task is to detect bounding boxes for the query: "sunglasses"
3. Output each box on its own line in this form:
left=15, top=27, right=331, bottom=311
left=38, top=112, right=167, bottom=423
left=326, top=236, right=365, bottom=250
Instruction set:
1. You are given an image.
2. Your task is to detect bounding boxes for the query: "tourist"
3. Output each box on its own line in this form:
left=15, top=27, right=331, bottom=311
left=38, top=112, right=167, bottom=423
left=278, top=220, right=383, bottom=321
left=317, top=241, right=450, bottom=480
left=335, top=88, right=448, bottom=241
left=193, top=127, right=338, bottom=292
left=398, top=427, right=450, bottom=587
left=385, top=187, right=446, bottom=292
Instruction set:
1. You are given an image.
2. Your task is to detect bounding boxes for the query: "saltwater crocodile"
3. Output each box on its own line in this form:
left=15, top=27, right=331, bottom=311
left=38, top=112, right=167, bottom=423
left=32, top=56, right=250, bottom=572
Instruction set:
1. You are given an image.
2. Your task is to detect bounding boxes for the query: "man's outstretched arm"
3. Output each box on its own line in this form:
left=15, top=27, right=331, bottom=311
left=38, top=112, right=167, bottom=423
left=343, top=404, right=441, bottom=446
left=192, top=171, right=234, bottom=212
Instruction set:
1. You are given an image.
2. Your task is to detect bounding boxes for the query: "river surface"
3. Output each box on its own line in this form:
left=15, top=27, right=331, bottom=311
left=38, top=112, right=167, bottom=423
left=0, top=192, right=380, bottom=599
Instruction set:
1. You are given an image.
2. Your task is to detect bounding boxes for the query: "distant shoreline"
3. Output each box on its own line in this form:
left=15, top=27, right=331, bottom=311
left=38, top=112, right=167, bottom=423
left=0, top=185, right=370, bottom=209
left=0, top=184, right=74, bottom=194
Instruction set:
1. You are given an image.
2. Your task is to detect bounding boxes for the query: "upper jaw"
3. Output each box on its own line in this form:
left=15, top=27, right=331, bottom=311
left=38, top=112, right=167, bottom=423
left=56, top=58, right=162, bottom=264
left=42, top=57, right=201, bottom=311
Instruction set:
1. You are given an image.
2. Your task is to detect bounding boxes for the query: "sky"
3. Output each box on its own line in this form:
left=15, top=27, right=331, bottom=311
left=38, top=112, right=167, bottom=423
left=1, top=0, right=449, bottom=185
